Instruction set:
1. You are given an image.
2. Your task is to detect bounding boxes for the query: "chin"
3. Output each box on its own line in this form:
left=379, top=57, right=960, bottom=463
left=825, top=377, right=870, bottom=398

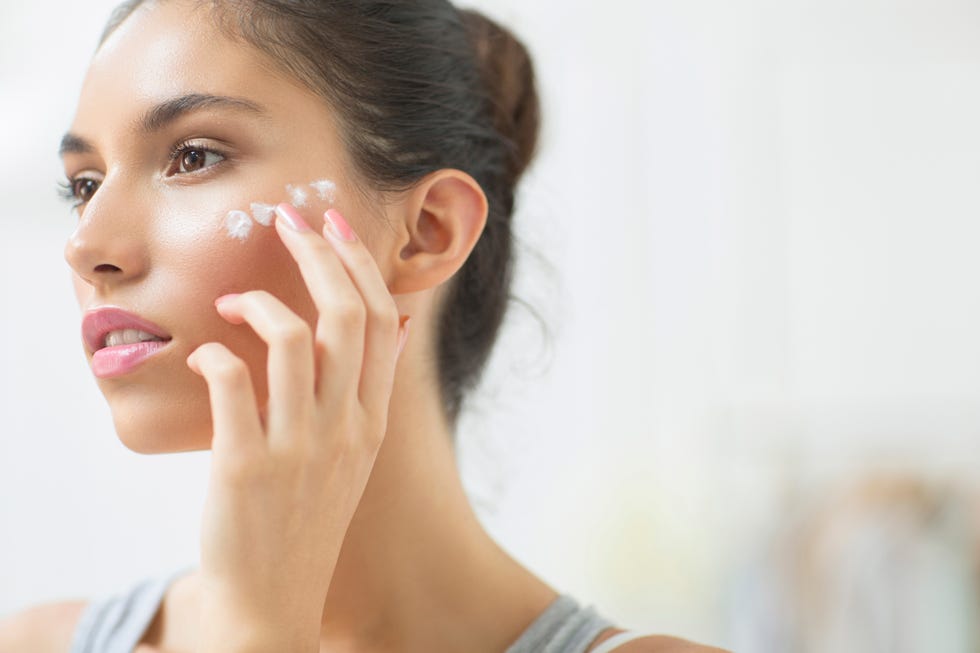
left=105, top=387, right=214, bottom=454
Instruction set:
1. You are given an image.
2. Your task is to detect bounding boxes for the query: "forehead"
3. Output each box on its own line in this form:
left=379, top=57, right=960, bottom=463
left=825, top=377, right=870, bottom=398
left=74, top=1, right=288, bottom=132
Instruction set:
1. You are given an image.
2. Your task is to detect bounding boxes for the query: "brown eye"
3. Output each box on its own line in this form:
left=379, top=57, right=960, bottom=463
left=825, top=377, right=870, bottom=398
left=175, top=147, right=224, bottom=174
left=181, top=149, right=206, bottom=172
left=73, top=178, right=100, bottom=203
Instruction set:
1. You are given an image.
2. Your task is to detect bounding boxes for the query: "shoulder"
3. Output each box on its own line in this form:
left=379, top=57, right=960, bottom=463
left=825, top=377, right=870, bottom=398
left=0, top=600, right=89, bottom=653
left=621, top=638, right=729, bottom=652
left=589, top=631, right=731, bottom=653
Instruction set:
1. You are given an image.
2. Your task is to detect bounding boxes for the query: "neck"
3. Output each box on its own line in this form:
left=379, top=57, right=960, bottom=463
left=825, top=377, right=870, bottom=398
left=316, top=344, right=557, bottom=651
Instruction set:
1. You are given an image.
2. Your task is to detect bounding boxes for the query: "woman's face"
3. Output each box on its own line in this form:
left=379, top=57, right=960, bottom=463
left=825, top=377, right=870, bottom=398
left=62, top=1, right=390, bottom=453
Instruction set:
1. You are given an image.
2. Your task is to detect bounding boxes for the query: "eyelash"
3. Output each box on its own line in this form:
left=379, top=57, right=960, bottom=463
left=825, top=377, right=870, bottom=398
left=58, top=139, right=228, bottom=208
left=57, top=178, right=83, bottom=208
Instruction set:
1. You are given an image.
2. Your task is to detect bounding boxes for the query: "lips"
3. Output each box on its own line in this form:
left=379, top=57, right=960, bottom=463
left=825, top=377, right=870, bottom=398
left=81, top=307, right=173, bottom=379
left=82, top=307, right=172, bottom=354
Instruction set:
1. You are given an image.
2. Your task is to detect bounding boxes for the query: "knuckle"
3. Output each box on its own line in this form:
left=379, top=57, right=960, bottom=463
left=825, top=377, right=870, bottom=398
left=275, top=320, right=312, bottom=349
left=370, top=300, right=400, bottom=334
left=310, top=237, right=334, bottom=255
left=333, top=296, right=367, bottom=329
left=244, top=289, right=275, bottom=304
left=212, top=357, right=249, bottom=386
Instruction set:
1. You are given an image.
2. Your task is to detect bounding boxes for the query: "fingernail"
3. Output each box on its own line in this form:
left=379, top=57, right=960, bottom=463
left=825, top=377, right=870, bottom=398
left=397, top=316, right=411, bottom=357
left=214, top=293, right=240, bottom=307
left=323, top=209, right=357, bottom=242
left=275, top=203, right=312, bottom=232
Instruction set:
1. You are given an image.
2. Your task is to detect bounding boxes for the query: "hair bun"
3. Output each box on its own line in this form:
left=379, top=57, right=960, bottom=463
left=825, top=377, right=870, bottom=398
left=460, top=9, right=540, bottom=182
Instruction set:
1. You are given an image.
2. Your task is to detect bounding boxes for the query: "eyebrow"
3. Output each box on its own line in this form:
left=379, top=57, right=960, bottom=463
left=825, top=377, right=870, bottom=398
left=140, top=93, right=265, bottom=133
left=59, top=133, right=94, bottom=156
left=59, top=93, right=266, bottom=157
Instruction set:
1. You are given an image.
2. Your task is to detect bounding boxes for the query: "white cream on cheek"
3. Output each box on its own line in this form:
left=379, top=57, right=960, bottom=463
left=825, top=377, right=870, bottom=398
left=225, top=210, right=253, bottom=241
left=224, top=179, right=339, bottom=241
left=286, top=184, right=310, bottom=208
left=250, top=202, right=276, bottom=226
left=310, top=179, right=337, bottom=203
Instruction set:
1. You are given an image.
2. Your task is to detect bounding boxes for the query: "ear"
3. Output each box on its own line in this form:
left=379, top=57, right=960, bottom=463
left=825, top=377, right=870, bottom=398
left=386, top=169, right=488, bottom=295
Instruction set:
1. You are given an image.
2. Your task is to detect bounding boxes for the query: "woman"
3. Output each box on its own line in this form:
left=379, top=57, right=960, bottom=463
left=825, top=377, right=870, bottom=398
left=1, top=1, right=727, bottom=651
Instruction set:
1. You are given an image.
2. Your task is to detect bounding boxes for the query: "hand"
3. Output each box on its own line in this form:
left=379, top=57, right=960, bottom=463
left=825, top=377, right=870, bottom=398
left=186, top=204, right=409, bottom=652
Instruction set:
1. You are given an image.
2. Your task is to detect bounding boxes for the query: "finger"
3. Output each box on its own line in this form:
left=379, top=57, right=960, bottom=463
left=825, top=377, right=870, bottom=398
left=186, top=342, right=264, bottom=462
left=274, top=203, right=366, bottom=403
left=215, top=291, right=315, bottom=447
left=321, top=208, right=404, bottom=415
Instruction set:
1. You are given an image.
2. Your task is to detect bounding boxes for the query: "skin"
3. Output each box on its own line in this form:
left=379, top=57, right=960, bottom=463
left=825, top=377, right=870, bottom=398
left=59, top=1, right=560, bottom=651
left=1, top=1, right=729, bottom=652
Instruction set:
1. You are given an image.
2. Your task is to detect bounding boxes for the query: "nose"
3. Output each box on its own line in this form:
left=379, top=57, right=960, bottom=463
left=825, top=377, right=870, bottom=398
left=64, top=184, right=148, bottom=288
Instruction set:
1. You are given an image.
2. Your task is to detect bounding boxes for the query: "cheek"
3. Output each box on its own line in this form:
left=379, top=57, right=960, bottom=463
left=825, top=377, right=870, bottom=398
left=157, top=205, right=306, bottom=307
left=149, top=175, right=345, bottom=335
left=93, top=186, right=336, bottom=453
left=139, top=204, right=313, bottom=432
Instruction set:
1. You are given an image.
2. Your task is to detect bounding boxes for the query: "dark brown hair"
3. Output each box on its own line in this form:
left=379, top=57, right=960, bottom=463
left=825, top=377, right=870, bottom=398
left=101, top=0, right=541, bottom=426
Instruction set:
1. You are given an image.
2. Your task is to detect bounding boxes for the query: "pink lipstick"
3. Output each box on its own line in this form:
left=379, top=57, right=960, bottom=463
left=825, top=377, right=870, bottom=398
left=81, top=307, right=172, bottom=379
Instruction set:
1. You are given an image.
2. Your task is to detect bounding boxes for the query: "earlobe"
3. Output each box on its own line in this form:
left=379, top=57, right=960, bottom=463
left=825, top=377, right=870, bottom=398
left=389, top=170, right=488, bottom=295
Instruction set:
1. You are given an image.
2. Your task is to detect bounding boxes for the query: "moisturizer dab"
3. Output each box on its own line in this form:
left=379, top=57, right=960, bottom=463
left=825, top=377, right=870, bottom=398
left=310, top=179, right=337, bottom=203
left=226, top=210, right=254, bottom=241
left=286, top=184, right=310, bottom=208
left=250, top=202, right=276, bottom=226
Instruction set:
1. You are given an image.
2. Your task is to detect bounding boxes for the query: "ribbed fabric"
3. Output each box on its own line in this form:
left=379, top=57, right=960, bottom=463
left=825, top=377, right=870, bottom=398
left=68, top=566, right=195, bottom=653
left=503, top=595, right=616, bottom=653
left=69, top=568, right=617, bottom=653
left=587, top=631, right=652, bottom=653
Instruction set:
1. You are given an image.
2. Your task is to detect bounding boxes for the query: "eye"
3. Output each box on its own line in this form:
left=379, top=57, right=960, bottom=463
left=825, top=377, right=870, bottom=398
left=58, top=176, right=102, bottom=207
left=74, top=178, right=100, bottom=202
left=179, top=148, right=222, bottom=173
left=167, top=142, right=226, bottom=176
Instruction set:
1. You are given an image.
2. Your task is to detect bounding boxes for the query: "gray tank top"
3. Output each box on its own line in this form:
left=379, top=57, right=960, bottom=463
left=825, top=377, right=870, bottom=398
left=68, top=567, right=617, bottom=653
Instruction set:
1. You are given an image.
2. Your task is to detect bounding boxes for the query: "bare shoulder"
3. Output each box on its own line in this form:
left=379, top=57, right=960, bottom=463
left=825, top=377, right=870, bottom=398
left=614, top=635, right=731, bottom=652
left=588, top=630, right=730, bottom=653
left=0, top=600, right=89, bottom=653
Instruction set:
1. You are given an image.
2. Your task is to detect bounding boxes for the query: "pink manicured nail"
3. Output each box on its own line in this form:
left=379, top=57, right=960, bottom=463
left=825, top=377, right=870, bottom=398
left=323, top=209, right=357, bottom=242
left=214, top=293, right=240, bottom=307
left=275, top=203, right=312, bottom=232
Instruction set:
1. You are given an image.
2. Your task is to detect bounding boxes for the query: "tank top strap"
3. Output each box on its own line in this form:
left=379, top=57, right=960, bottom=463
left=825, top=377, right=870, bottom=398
left=589, top=630, right=656, bottom=653
left=505, top=594, right=617, bottom=653
left=70, top=575, right=621, bottom=653
left=68, top=566, right=195, bottom=653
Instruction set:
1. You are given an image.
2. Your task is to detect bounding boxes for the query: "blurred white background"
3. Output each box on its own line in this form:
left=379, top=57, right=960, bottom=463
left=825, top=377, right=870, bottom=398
left=2, top=1, right=980, bottom=650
